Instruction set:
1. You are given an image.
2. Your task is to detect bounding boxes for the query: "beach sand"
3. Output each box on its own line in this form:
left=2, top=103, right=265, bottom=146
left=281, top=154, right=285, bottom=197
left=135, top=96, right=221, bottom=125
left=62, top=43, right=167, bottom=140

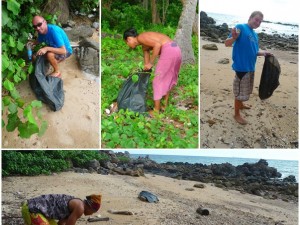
left=2, top=171, right=298, bottom=225
left=1, top=33, right=99, bottom=149
left=200, top=38, right=298, bottom=148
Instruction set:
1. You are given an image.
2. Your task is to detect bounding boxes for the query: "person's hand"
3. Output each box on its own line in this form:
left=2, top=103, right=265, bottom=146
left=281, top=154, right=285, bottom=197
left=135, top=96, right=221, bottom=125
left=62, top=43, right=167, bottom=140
left=144, top=62, right=153, bottom=71
left=231, top=27, right=240, bottom=40
left=37, top=47, right=48, bottom=56
left=264, top=52, right=273, bottom=57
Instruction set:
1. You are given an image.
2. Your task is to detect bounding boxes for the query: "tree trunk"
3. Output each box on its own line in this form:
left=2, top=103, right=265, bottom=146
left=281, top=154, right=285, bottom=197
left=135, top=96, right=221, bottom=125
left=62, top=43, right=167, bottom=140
left=174, top=0, right=197, bottom=64
left=162, top=0, right=169, bottom=25
left=151, top=0, right=161, bottom=24
left=142, top=0, right=149, bottom=10
left=192, top=12, right=199, bottom=36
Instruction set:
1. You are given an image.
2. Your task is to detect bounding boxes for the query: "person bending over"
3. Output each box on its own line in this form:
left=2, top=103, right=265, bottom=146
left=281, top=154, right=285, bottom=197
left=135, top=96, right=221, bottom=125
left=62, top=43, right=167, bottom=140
left=22, top=194, right=101, bottom=225
left=123, top=28, right=182, bottom=116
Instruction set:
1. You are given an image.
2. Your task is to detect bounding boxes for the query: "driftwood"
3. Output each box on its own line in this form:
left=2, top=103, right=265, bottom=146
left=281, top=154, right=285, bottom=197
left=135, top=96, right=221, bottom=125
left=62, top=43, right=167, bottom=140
left=87, top=217, right=110, bottom=222
left=107, top=209, right=134, bottom=215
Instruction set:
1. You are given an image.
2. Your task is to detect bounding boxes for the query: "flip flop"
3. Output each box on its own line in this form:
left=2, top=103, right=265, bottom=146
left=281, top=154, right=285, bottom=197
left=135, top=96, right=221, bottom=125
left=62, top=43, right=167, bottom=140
left=49, top=72, right=61, bottom=78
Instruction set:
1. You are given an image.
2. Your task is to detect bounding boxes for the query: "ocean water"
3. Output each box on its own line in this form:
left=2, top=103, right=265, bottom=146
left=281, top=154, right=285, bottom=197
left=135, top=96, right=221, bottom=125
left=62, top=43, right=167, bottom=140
left=205, top=12, right=299, bottom=36
left=131, top=154, right=298, bottom=181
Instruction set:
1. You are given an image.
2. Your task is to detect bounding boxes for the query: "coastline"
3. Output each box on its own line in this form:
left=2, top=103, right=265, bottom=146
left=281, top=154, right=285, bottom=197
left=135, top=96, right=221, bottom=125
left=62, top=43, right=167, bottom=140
left=200, top=36, right=298, bottom=148
left=2, top=171, right=298, bottom=225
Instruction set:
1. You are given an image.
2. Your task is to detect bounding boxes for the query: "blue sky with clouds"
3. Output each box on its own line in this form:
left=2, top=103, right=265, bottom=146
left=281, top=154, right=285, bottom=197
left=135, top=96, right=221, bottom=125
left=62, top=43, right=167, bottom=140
left=200, top=0, right=299, bottom=23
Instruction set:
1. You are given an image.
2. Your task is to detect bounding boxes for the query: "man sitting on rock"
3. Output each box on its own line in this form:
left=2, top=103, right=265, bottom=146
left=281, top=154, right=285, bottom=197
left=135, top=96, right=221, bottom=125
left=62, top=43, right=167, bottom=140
left=22, top=194, right=101, bottom=225
left=28, top=15, right=73, bottom=78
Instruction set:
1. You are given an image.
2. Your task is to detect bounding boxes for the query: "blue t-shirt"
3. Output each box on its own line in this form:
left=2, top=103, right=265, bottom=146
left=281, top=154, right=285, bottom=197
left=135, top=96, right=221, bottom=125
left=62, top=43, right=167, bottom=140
left=38, top=24, right=72, bottom=54
left=229, top=23, right=259, bottom=72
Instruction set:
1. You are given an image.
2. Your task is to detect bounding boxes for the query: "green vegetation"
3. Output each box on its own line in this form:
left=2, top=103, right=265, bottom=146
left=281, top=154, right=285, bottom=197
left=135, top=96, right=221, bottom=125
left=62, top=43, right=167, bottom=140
left=2, top=0, right=98, bottom=139
left=2, top=150, right=115, bottom=176
left=101, top=19, right=199, bottom=148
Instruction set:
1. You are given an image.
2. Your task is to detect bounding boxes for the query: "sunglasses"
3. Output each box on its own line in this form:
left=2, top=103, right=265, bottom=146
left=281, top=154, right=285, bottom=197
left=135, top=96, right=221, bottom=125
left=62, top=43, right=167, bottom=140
left=33, top=21, right=44, bottom=29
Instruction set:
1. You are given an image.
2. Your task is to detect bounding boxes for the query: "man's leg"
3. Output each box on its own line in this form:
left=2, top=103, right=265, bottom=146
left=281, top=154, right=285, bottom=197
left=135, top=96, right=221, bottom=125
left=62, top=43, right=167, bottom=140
left=234, top=99, right=247, bottom=125
left=45, top=52, right=60, bottom=77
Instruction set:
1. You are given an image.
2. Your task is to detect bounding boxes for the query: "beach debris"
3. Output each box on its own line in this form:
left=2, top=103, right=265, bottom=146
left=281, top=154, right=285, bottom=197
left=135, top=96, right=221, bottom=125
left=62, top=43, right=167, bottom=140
left=193, top=184, right=205, bottom=188
left=138, top=191, right=159, bottom=203
left=196, top=207, right=210, bottom=216
left=107, top=210, right=134, bottom=215
left=207, top=119, right=216, bottom=127
left=185, top=188, right=195, bottom=191
left=87, top=217, right=110, bottom=222
left=202, top=44, right=218, bottom=50
left=217, top=58, right=230, bottom=64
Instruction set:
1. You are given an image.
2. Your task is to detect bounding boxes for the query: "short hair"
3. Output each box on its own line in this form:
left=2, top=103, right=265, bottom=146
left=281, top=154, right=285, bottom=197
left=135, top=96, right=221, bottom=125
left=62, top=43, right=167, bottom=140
left=248, top=11, right=264, bottom=21
left=123, top=28, right=138, bottom=40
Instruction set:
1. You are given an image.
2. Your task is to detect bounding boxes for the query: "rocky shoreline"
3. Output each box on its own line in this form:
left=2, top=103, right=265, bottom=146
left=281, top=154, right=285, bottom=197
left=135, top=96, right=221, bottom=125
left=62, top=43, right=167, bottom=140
left=75, top=151, right=298, bottom=203
left=200, top=11, right=298, bottom=52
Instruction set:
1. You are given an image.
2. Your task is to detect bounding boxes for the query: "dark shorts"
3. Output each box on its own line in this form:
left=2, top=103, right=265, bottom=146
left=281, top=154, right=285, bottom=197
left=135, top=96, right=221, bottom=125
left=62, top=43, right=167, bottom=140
left=55, top=52, right=72, bottom=61
left=233, top=71, right=254, bottom=101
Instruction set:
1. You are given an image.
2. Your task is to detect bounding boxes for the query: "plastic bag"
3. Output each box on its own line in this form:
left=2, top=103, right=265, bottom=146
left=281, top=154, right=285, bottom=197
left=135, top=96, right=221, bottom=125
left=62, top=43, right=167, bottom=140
left=29, top=55, right=64, bottom=111
left=259, top=55, right=280, bottom=100
left=117, top=71, right=151, bottom=113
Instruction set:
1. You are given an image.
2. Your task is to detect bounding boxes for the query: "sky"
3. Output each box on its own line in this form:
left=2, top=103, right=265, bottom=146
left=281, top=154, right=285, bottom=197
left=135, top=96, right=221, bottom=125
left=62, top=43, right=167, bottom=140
left=200, top=0, right=299, bottom=23
left=123, top=149, right=299, bottom=161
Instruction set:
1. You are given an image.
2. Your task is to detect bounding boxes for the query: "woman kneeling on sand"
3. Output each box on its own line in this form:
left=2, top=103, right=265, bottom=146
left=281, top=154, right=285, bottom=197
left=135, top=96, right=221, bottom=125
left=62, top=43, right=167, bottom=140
left=22, top=194, right=101, bottom=225
left=123, top=28, right=182, bottom=117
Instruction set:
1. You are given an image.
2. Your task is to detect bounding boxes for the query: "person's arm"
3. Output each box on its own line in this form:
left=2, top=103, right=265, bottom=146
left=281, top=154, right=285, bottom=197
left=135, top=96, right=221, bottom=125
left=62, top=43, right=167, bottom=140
left=59, top=200, right=84, bottom=225
left=225, top=27, right=240, bottom=47
left=257, top=51, right=273, bottom=57
left=143, top=47, right=151, bottom=70
left=36, top=45, right=66, bottom=56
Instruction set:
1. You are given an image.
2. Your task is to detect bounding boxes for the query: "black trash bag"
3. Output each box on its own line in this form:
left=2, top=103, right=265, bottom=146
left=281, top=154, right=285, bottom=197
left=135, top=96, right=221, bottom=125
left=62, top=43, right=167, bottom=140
left=117, top=71, right=151, bottom=113
left=259, top=55, right=281, bottom=100
left=138, top=191, right=159, bottom=203
left=29, top=55, right=64, bottom=111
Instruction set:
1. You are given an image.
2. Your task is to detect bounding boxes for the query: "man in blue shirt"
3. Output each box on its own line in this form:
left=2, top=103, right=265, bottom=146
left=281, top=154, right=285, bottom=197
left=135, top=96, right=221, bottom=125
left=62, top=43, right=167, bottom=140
left=225, top=11, right=272, bottom=125
left=29, top=15, right=72, bottom=78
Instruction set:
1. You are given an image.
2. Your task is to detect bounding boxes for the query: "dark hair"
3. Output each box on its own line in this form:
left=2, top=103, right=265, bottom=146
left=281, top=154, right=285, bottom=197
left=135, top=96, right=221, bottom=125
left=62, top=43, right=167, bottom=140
left=123, top=28, right=138, bottom=40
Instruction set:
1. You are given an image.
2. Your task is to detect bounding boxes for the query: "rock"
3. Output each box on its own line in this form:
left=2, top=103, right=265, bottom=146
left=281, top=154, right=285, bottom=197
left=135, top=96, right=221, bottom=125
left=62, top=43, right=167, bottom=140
left=218, top=58, right=230, bottom=64
left=196, top=207, right=210, bottom=216
left=87, top=159, right=100, bottom=170
left=202, top=44, right=218, bottom=50
left=194, top=184, right=205, bottom=188
left=185, top=188, right=195, bottom=191
left=64, top=25, right=94, bottom=42
left=76, top=38, right=99, bottom=76
left=283, top=175, right=296, bottom=183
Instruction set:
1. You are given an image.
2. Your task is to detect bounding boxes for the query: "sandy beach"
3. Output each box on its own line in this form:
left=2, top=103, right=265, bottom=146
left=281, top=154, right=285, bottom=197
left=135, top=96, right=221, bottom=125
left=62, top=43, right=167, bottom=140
left=200, top=37, right=298, bottom=148
left=2, top=171, right=298, bottom=225
left=1, top=33, right=99, bottom=149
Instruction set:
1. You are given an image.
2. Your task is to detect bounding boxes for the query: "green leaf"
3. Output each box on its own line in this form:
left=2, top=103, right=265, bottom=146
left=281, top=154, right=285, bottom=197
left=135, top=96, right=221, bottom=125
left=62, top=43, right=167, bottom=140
left=15, top=98, right=25, bottom=108
left=10, top=88, right=21, bottom=100
left=31, top=100, right=42, bottom=108
left=8, top=102, right=18, bottom=114
left=2, top=54, right=10, bottom=71
left=17, top=40, right=24, bottom=51
left=6, top=113, right=20, bottom=132
left=8, top=35, right=16, bottom=48
left=28, top=63, right=34, bottom=74
left=18, top=122, right=39, bottom=138
left=2, top=96, right=11, bottom=106
left=7, top=0, right=21, bottom=16
left=23, top=105, right=37, bottom=125
left=2, top=8, right=10, bottom=27
left=38, top=121, right=48, bottom=137
left=3, top=79, right=14, bottom=91
left=13, top=74, right=22, bottom=83
left=132, top=75, right=139, bottom=83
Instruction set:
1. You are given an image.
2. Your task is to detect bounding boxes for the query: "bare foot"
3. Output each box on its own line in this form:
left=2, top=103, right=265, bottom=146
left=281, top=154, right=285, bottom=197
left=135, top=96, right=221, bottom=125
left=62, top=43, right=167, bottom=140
left=148, top=110, right=159, bottom=118
left=241, top=104, right=252, bottom=109
left=234, top=115, right=247, bottom=125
